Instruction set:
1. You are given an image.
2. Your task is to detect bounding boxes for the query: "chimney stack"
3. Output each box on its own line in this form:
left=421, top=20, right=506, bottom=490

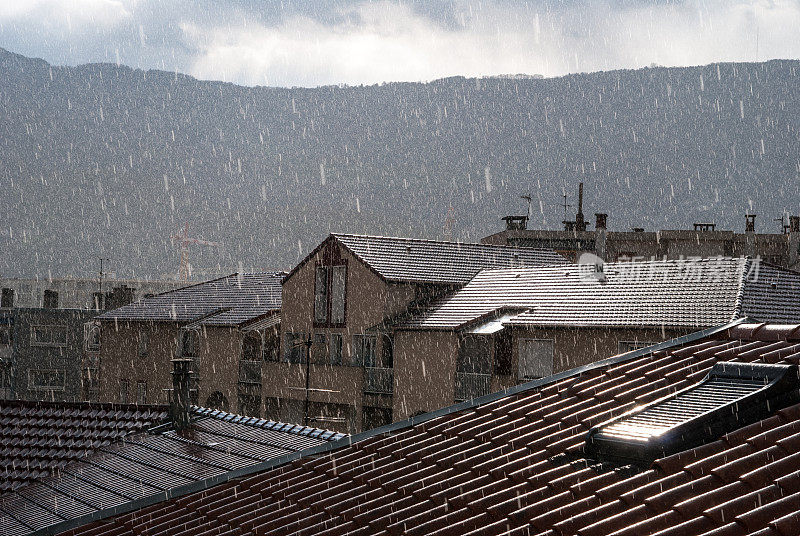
left=575, top=183, right=587, bottom=232
left=745, top=214, right=756, bottom=233
left=171, top=357, right=193, bottom=432
left=745, top=214, right=756, bottom=257
left=595, top=213, right=608, bottom=261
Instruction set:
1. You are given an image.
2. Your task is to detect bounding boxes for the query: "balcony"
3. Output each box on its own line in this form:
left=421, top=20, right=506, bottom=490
left=454, top=372, right=492, bottom=401
left=238, top=360, right=262, bottom=385
left=364, top=367, right=393, bottom=395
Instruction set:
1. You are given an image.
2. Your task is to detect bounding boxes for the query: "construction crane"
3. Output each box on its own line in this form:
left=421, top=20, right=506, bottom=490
left=171, top=223, right=222, bottom=282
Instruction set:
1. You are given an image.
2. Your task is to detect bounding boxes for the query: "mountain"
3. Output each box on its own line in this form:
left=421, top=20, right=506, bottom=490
left=1, top=47, right=799, bottom=279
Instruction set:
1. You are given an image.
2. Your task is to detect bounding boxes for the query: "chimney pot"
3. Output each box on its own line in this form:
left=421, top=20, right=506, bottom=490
left=745, top=214, right=756, bottom=233
left=595, top=213, right=607, bottom=230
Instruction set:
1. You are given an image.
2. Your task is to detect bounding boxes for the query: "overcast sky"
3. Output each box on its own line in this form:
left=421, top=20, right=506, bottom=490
left=1, top=0, right=799, bottom=87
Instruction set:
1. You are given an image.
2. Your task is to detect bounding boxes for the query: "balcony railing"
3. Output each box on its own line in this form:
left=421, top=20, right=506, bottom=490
left=364, top=367, right=394, bottom=394
left=454, top=372, right=492, bottom=401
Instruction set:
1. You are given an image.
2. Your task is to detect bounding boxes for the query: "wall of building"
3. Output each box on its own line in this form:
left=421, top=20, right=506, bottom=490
left=393, top=325, right=691, bottom=420
left=97, top=321, right=179, bottom=405
left=278, top=238, right=426, bottom=432
left=197, top=326, right=242, bottom=412
left=1, top=308, right=96, bottom=402
left=393, top=330, right=459, bottom=421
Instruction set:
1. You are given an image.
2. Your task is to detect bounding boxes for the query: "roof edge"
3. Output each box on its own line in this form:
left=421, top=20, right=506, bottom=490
left=35, top=318, right=747, bottom=536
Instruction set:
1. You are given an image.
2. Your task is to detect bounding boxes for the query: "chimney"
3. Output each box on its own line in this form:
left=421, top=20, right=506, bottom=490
left=745, top=214, right=756, bottom=233
left=790, top=216, right=800, bottom=269
left=595, top=213, right=608, bottom=261
left=502, top=215, right=528, bottom=231
left=171, top=357, right=193, bottom=432
left=575, top=183, right=587, bottom=232
left=745, top=214, right=756, bottom=257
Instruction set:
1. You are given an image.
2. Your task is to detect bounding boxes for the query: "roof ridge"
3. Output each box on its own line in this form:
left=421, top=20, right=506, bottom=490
left=332, top=232, right=557, bottom=251
left=732, top=257, right=749, bottom=319
left=190, top=406, right=347, bottom=441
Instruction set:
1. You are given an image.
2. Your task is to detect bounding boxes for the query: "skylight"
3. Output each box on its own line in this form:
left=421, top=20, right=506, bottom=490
left=587, top=362, right=800, bottom=466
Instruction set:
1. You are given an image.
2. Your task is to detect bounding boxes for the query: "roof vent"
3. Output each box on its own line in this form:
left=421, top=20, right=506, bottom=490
left=587, top=362, right=799, bottom=466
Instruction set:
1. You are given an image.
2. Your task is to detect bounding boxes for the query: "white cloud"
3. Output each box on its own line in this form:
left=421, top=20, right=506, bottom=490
left=179, top=0, right=800, bottom=87
left=0, top=0, right=132, bottom=28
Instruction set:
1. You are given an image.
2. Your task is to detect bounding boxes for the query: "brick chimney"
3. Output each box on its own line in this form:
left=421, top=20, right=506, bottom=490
left=595, top=213, right=608, bottom=261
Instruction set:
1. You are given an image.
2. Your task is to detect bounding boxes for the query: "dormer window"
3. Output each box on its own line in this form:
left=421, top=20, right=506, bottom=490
left=588, top=362, right=800, bottom=466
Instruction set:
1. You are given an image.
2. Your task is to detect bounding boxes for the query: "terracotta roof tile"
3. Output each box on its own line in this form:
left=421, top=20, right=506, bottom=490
left=20, top=322, right=800, bottom=536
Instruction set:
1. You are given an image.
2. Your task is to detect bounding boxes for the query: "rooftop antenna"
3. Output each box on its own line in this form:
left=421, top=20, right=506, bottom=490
left=553, top=192, right=572, bottom=227
left=521, top=195, right=532, bottom=220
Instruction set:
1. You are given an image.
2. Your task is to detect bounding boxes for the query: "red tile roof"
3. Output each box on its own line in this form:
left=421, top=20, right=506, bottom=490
left=53, top=322, right=800, bottom=536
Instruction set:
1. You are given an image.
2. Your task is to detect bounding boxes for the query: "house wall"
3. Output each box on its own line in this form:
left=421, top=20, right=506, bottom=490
left=98, top=321, right=257, bottom=410
left=278, top=238, right=427, bottom=432
left=0, top=308, right=96, bottom=402
left=393, top=330, right=459, bottom=421
left=97, top=321, right=178, bottom=404
left=393, top=325, right=692, bottom=420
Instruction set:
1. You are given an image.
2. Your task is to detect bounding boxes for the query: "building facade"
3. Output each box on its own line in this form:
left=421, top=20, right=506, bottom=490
left=96, top=273, right=282, bottom=413
left=391, top=257, right=800, bottom=420
left=0, top=277, right=180, bottom=402
left=270, top=233, right=566, bottom=433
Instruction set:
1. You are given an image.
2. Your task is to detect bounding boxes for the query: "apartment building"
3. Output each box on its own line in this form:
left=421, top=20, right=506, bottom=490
left=269, top=233, right=566, bottom=433
left=391, top=257, right=800, bottom=420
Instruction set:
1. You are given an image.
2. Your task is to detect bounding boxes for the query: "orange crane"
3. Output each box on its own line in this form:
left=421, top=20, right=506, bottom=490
left=171, top=223, right=222, bottom=282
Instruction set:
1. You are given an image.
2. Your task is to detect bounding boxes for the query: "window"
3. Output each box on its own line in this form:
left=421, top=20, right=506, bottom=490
left=136, top=381, right=147, bottom=405
left=138, top=332, right=148, bottom=356
left=84, top=322, right=101, bottom=351
left=457, top=336, right=492, bottom=374
left=0, top=324, right=11, bottom=347
left=362, top=406, right=393, bottom=431
left=0, top=361, right=11, bottom=390
left=518, top=339, right=554, bottom=380
left=180, top=330, right=199, bottom=357
left=494, top=331, right=512, bottom=376
left=353, top=334, right=377, bottom=367
left=380, top=333, right=394, bottom=369
left=238, top=393, right=261, bottom=417
left=31, top=325, right=68, bottom=347
left=312, top=332, right=327, bottom=363
left=43, top=289, right=59, bottom=309
left=238, top=359, right=262, bottom=384
left=28, top=369, right=65, bottom=391
left=1, top=288, right=14, bottom=308
left=119, top=379, right=129, bottom=403
left=283, top=332, right=306, bottom=363
left=330, top=266, right=346, bottom=324
left=329, top=333, right=343, bottom=365
left=241, top=333, right=262, bottom=361
left=314, top=264, right=347, bottom=326
left=314, top=266, right=330, bottom=323
left=618, top=340, right=658, bottom=354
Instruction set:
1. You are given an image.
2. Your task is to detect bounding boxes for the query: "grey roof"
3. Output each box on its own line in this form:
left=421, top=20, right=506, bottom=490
left=396, top=257, right=800, bottom=330
left=97, top=272, right=283, bottom=326
left=0, top=405, right=344, bottom=536
left=330, top=233, right=566, bottom=284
